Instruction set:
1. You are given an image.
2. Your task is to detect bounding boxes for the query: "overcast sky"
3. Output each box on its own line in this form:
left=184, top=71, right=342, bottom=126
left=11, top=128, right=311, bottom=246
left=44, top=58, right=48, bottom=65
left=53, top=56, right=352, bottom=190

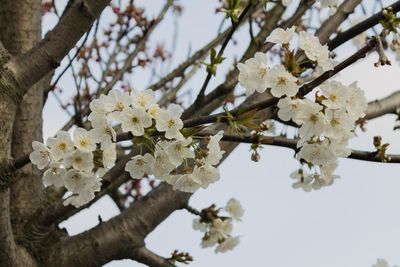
left=42, top=1, right=400, bottom=266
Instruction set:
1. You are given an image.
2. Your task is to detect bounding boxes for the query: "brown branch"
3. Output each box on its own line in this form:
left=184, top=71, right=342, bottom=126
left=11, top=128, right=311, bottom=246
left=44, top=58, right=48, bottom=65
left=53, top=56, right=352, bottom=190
left=196, top=133, right=400, bottom=163
left=315, top=0, right=362, bottom=44
left=327, top=0, right=400, bottom=50
left=46, top=183, right=189, bottom=267
left=366, top=91, right=400, bottom=120
left=192, top=1, right=255, bottom=106
left=147, top=4, right=255, bottom=92
left=6, top=0, right=110, bottom=99
left=182, top=2, right=289, bottom=118
left=60, top=1, right=173, bottom=132
left=130, top=247, right=174, bottom=267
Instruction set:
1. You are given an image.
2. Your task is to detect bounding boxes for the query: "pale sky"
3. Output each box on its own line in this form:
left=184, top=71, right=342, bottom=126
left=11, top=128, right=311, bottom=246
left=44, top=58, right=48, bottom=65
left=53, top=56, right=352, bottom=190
left=42, top=1, right=400, bottom=266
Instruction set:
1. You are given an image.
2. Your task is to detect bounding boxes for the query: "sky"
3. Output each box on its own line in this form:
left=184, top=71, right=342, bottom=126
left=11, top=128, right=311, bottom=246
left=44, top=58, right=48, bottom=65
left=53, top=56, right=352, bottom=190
left=41, top=1, right=400, bottom=266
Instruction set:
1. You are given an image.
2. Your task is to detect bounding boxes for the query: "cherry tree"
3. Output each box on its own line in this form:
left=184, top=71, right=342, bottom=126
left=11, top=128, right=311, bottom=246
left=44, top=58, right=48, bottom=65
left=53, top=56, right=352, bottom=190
left=0, top=0, right=400, bottom=266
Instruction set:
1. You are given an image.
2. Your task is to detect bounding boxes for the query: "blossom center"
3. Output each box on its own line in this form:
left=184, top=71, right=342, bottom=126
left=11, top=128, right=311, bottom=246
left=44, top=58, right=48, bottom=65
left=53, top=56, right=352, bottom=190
left=58, top=142, right=67, bottom=151
left=80, top=139, right=89, bottom=147
left=277, top=76, right=287, bottom=86
left=131, top=116, right=139, bottom=124
left=116, top=102, right=124, bottom=111
left=168, top=119, right=175, bottom=128
left=310, top=113, right=319, bottom=124
left=258, top=67, right=267, bottom=77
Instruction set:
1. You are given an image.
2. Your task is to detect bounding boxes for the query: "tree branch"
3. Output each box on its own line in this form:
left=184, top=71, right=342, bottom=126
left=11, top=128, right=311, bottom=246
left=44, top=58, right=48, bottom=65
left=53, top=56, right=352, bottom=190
left=5, top=0, right=110, bottom=99
left=366, top=90, right=400, bottom=120
left=46, top=183, right=189, bottom=267
left=182, top=40, right=377, bottom=128
left=316, top=0, right=362, bottom=44
left=327, top=0, right=400, bottom=50
left=195, top=132, right=400, bottom=163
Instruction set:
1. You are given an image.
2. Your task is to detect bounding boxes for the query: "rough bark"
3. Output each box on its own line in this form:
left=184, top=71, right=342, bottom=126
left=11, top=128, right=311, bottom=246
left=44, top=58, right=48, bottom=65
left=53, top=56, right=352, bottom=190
left=0, top=0, right=48, bottom=239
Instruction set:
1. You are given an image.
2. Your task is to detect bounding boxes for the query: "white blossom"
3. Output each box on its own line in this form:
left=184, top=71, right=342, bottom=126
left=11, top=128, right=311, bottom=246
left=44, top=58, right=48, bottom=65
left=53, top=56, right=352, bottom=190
left=88, top=94, right=109, bottom=125
left=121, top=107, right=152, bottom=136
left=193, top=164, right=220, bottom=189
left=266, top=26, right=295, bottom=44
left=323, top=109, right=354, bottom=139
left=320, top=81, right=349, bottom=109
left=215, top=236, right=240, bottom=253
left=172, top=173, right=201, bottom=193
left=321, top=161, right=340, bottom=185
left=225, top=198, right=244, bottom=221
left=290, top=169, right=313, bottom=192
left=102, top=143, right=116, bottom=170
left=165, top=138, right=195, bottom=166
left=148, top=104, right=161, bottom=119
left=297, top=141, right=336, bottom=166
left=328, top=137, right=352, bottom=158
left=125, top=153, right=155, bottom=179
left=29, top=141, right=51, bottom=170
left=73, top=127, right=97, bottom=153
left=193, top=218, right=207, bottom=232
left=299, top=31, right=323, bottom=61
left=153, top=146, right=176, bottom=178
left=201, top=235, right=219, bottom=248
left=131, top=89, right=157, bottom=110
left=266, top=65, right=299, bottom=98
left=237, top=52, right=270, bottom=96
left=91, top=119, right=116, bottom=149
left=277, top=97, right=303, bottom=123
left=104, top=90, right=131, bottom=121
left=203, top=131, right=225, bottom=166
left=210, top=219, right=233, bottom=239
left=345, top=81, right=368, bottom=120
left=63, top=171, right=102, bottom=208
left=296, top=100, right=326, bottom=141
left=46, top=131, right=74, bottom=161
left=298, top=31, right=333, bottom=71
left=155, top=104, right=184, bottom=139
left=63, top=149, right=94, bottom=173
left=42, top=163, right=66, bottom=188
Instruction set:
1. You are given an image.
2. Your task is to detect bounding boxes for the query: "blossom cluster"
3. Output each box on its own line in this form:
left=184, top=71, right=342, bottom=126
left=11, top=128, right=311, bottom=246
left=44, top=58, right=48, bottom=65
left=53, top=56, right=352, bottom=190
left=192, top=198, right=244, bottom=253
left=89, top=89, right=225, bottom=193
left=30, top=89, right=226, bottom=207
left=29, top=128, right=114, bottom=207
left=238, top=27, right=368, bottom=191
left=238, top=27, right=334, bottom=97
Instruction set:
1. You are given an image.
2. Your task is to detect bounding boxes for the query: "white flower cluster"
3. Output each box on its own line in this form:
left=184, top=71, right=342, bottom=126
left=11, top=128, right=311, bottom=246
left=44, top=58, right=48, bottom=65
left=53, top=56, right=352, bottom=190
left=238, top=27, right=334, bottom=97
left=30, top=89, right=226, bottom=206
left=29, top=128, right=115, bottom=207
left=90, top=89, right=225, bottom=193
left=238, top=27, right=368, bottom=191
left=193, top=198, right=244, bottom=253
left=290, top=81, right=367, bottom=190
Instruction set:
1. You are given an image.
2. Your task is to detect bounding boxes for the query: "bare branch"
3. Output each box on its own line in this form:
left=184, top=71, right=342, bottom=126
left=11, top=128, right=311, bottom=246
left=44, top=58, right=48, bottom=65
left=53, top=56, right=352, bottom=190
left=130, top=247, right=174, bottom=267
left=328, top=0, right=400, bottom=50
left=196, top=133, right=400, bottom=163
left=6, top=0, right=110, bottom=99
left=46, top=183, right=189, bottom=267
left=366, top=91, right=400, bottom=120
left=316, top=0, right=362, bottom=44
